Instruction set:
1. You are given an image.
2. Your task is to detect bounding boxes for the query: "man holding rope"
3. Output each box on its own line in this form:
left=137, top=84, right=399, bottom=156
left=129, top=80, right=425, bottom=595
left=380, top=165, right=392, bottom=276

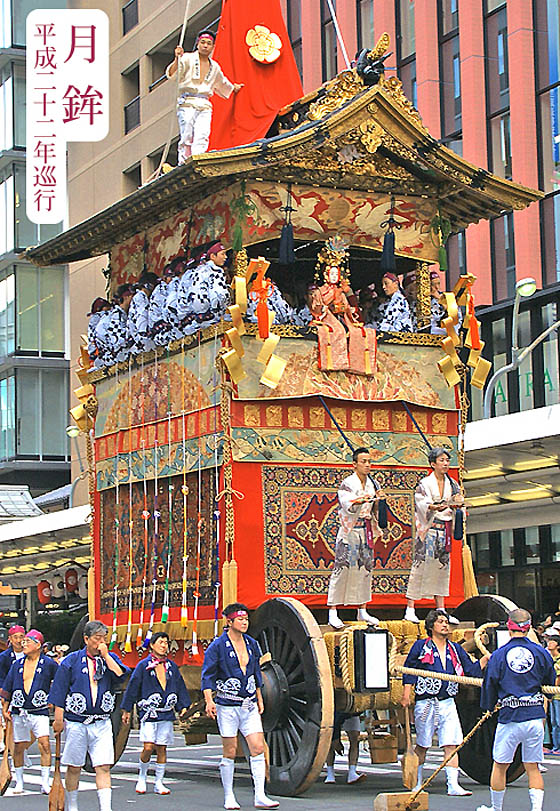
left=166, top=30, right=243, bottom=164
left=478, top=608, right=556, bottom=811
left=402, top=609, right=488, bottom=796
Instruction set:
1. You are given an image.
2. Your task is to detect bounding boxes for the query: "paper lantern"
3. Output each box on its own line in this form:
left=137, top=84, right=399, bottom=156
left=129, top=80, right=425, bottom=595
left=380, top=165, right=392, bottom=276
left=77, top=573, right=88, bottom=600
left=65, top=568, right=78, bottom=593
left=37, top=580, right=52, bottom=605
left=51, top=575, right=65, bottom=598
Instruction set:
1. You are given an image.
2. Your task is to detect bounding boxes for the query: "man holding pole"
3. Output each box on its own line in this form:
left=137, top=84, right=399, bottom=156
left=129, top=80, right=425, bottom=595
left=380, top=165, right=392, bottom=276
left=166, top=31, right=243, bottom=164
left=477, top=608, right=556, bottom=811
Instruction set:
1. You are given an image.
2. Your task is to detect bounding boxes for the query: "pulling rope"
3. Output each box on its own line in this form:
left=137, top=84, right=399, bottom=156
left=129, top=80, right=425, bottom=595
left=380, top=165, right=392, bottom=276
left=393, top=663, right=560, bottom=695
left=137, top=355, right=149, bottom=648
left=192, top=331, right=203, bottom=655
left=109, top=364, right=120, bottom=650
left=161, top=349, right=173, bottom=624
left=124, top=357, right=134, bottom=653
left=144, top=347, right=160, bottom=647
left=180, top=339, right=189, bottom=629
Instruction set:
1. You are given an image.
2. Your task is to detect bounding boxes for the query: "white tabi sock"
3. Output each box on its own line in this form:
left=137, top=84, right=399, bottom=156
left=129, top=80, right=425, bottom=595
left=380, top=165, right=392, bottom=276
left=138, top=759, right=149, bottom=779
left=41, top=765, right=51, bottom=790
left=529, top=787, right=544, bottom=811
left=328, top=608, right=344, bottom=629
left=347, top=764, right=359, bottom=782
left=250, top=753, right=267, bottom=798
left=446, top=766, right=460, bottom=790
left=490, top=788, right=505, bottom=811
left=67, top=788, right=79, bottom=811
left=325, top=765, right=335, bottom=782
left=154, top=762, right=169, bottom=793
left=13, top=765, right=24, bottom=791
left=97, top=786, right=112, bottom=811
left=414, top=763, right=423, bottom=791
left=219, top=757, right=238, bottom=808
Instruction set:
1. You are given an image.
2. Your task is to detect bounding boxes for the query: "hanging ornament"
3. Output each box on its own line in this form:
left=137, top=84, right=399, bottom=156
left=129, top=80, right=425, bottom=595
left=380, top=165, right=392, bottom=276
left=37, top=580, right=52, bottom=605
left=65, top=568, right=78, bottom=593
left=278, top=186, right=295, bottom=265
left=380, top=196, right=400, bottom=273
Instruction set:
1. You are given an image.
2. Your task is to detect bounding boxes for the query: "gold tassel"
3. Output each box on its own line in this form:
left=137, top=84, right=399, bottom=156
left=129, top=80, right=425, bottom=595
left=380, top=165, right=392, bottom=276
left=260, top=354, right=287, bottom=389
left=257, top=333, right=280, bottom=365
left=462, top=543, right=479, bottom=599
left=471, top=357, right=492, bottom=389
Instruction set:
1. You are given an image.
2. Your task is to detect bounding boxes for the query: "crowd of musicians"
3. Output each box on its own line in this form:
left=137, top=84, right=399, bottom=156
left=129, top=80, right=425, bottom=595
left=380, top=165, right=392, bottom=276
left=88, top=241, right=448, bottom=369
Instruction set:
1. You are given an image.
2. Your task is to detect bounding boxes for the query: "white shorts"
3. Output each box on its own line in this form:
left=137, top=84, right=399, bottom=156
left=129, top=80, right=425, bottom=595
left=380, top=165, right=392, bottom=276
left=139, top=719, right=174, bottom=746
left=342, top=715, right=361, bottom=733
left=216, top=702, right=263, bottom=739
left=12, top=713, right=50, bottom=743
left=61, top=719, right=114, bottom=768
left=493, top=719, right=544, bottom=764
left=414, top=698, right=463, bottom=748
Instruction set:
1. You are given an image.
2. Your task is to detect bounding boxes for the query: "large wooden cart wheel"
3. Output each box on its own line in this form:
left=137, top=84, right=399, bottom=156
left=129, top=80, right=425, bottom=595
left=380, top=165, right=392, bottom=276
left=251, top=598, right=334, bottom=796
left=454, top=594, right=524, bottom=785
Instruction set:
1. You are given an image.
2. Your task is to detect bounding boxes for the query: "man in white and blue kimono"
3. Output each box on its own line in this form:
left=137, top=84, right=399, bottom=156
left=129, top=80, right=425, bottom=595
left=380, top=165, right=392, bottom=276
left=370, top=272, right=413, bottom=332
left=121, top=631, right=191, bottom=795
left=176, top=241, right=231, bottom=334
left=202, top=603, right=279, bottom=810
left=87, top=298, right=111, bottom=365
left=94, top=285, right=134, bottom=368
left=402, top=609, right=488, bottom=797
left=128, top=273, right=159, bottom=355
left=478, top=608, right=556, bottom=811
left=1, top=629, right=57, bottom=794
left=429, top=271, right=447, bottom=335
left=49, top=620, right=129, bottom=811
left=0, top=625, right=25, bottom=761
left=149, top=264, right=179, bottom=347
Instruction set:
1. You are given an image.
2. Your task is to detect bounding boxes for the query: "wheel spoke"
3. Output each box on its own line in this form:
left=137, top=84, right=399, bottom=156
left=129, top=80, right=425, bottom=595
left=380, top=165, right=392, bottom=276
left=277, top=727, right=289, bottom=765
left=260, top=630, right=270, bottom=654
left=288, top=680, right=306, bottom=695
left=286, top=715, right=303, bottom=746
left=288, top=707, right=306, bottom=732
left=286, top=663, right=304, bottom=684
left=283, top=727, right=297, bottom=760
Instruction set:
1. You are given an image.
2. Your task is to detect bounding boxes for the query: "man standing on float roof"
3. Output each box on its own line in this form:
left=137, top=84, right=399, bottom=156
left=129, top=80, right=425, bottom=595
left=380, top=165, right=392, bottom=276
left=166, top=30, right=243, bottom=164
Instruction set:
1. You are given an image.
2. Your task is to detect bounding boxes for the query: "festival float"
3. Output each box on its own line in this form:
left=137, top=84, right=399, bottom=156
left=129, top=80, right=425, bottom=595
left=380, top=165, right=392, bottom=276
left=27, top=37, right=542, bottom=797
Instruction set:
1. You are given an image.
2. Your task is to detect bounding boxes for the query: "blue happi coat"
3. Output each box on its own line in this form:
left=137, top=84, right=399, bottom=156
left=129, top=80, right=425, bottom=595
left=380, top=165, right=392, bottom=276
left=201, top=630, right=263, bottom=706
left=0, top=648, right=23, bottom=690
left=481, top=636, right=556, bottom=723
left=48, top=647, right=129, bottom=723
left=403, top=638, right=483, bottom=701
left=1, top=654, right=58, bottom=716
left=121, top=655, right=191, bottom=722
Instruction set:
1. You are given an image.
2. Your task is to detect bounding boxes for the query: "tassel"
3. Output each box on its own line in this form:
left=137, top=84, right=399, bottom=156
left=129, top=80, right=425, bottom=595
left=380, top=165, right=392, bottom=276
left=462, top=542, right=479, bottom=599
left=279, top=223, right=295, bottom=264
left=378, top=498, right=388, bottom=529
left=232, top=223, right=243, bottom=252
left=380, top=230, right=396, bottom=272
left=454, top=508, right=464, bottom=540
left=438, top=244, right=448, bottom=272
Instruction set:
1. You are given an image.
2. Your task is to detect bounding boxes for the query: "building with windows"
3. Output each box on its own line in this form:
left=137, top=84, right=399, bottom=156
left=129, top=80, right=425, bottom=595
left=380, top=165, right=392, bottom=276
left=0, top=0, right=70, bottom=493
left=65, top=1, right=559, bottom=613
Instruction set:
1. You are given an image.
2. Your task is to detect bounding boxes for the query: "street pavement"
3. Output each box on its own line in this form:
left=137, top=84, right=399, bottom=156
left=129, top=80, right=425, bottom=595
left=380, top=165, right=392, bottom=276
left=4, top=729, right=560, bottom=809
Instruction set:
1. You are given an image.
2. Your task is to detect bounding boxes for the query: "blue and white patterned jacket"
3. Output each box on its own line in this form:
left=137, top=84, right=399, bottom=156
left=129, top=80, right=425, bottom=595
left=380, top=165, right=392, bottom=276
left=1, top=654, right=58, bottom=716
left=201, top=630, right=263, bottom=706
left=121, top=655, right=191, bottom=723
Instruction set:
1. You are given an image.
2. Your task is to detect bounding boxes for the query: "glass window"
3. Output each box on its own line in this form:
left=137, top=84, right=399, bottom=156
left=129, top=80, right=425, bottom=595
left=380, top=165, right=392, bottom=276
left=536, top=0, right=560, bottom=91
left=542, top=301, right=560, bottom=405
left=552, top=523, right=560, bottom=563
left=41, top=369, right=67, bottom=456
left=485, top=7, right=509, bottom=115
left=40, top=267, right=65, bottom=353
left=441, top=36, right=461, bottom=136
left=500, top=529, right=514, bottom=566
left=486, top=0, right=505, bottom=10
left=321, top=0, right=337, bottom=81
left=16, top=265, right=39, bottom=351
left=490, top=112, right=512, bottom=179
left=11, top=0, right=66, bottom=47
left=399, top=0, right=415, bottom=60
left=491, top=213, right=515, bottom=302
left=0, top=272, right=15, bottom=358
left=441, top=0, right=458, bottom=35
left=16, top=369, right=39, bottom=457
left=539, top=87, right=560, bottom=194
left=0, top=375, right=15, bottom=461
left=287, top=0, right=303, bottom=79
left=399, top=59, right=417, bottom=107
left=357, top=0, right=374, bottom=51
left=13, top=63, right=25, bottom=148
left=525, top=527, right=541, bottom=564
left=512, top=569, right=538, bottom=611
left=491, top=316, right=508, bottom=415
left=541, top=192, right=560, bottom=284
left=517, top=310, right=534, bottom=412
left=0, top=66, right=14, bottom=152
left=475, top=532, right=490, bottom=568
left=0, top=173, right=15, bottom=256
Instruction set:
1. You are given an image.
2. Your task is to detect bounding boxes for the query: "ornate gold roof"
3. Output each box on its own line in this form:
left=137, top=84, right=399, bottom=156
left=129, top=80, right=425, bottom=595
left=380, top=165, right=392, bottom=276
left=26, top=63, right=542, bottom=268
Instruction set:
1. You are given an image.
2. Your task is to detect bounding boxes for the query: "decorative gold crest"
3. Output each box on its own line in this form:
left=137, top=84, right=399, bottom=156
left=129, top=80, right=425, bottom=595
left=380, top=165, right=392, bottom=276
left=246, top=25, right=282, bottom=64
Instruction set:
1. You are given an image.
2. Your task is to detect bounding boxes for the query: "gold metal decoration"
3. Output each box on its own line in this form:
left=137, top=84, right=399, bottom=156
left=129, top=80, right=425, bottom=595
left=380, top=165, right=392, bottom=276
left=246, top=25, right=282, bottom=64
left=415, top=262, right=431, bottom=330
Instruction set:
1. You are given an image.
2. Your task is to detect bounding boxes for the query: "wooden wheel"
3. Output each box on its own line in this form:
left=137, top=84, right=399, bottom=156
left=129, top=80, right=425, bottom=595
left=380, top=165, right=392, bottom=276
left=251, top=598, right=334, bottom=796
left=455, top=594, right=524, bottom=785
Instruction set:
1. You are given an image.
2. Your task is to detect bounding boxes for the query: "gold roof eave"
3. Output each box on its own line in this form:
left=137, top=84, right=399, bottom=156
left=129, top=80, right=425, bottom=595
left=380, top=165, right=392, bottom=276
left=25, top=73, right=542, bottom=269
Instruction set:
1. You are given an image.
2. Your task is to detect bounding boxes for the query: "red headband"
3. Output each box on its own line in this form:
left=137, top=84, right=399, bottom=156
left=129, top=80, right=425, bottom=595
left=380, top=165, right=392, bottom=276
left=507, top=619, right=531, bottom=633
left=208, top=242, right=225, bottom=257
left=8, top=625, right=25, bottom=636
left=383, top=273, right=399, bottom=283
left=26, top=629, right=44, bottom=645
left=226, top=610, right=248, bottom=620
